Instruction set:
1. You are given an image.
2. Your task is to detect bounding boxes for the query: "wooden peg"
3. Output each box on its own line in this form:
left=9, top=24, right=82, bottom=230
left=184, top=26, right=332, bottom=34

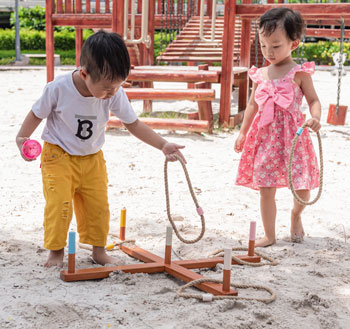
left=120, top=207, right=126, bottom=241
left=222, top=248, right=231, bottom=292
left=248, top=221, right=256, bottom=256
left=68, top=231, right=76, bottom=273
left=164, top=226, right=172, bottom=265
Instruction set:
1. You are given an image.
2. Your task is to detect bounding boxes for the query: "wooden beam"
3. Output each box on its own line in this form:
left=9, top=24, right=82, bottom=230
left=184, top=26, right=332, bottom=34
left=124, top=88, right=215, bottom=101
left=127, top=70, right=220, bottom=83
left=107, top=117, right=211, bottom=133
left=236, top=4, right=350, bottom=17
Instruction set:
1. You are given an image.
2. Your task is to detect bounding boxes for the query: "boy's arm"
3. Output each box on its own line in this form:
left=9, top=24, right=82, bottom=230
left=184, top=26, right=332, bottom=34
left=16, top=110, right=43, bottom=159
left=123, top=119, right=186, bottom=163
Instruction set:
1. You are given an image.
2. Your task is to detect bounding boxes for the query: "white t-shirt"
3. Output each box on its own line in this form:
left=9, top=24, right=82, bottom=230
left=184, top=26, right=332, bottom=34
left=32, top=71, right=138, bottom=155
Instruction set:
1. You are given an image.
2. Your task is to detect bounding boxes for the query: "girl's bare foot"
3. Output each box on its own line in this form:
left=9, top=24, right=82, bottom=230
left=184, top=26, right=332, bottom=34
left=92, top=246, right=123, bottom=265
left=255, top=236, right=276, bottom=247
left=290, top=210, right=305, bottom=243
left=44, top=249, right=64, bottom=268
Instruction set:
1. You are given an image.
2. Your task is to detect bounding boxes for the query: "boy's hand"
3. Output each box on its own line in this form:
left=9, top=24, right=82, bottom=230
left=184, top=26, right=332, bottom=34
left=162, top=142, right=186, bottom=163
left=305, top=118, right=321, bottom=132
left=16, top=136, right=33, bottom=161
left=234, top=133, right=246, bottom=153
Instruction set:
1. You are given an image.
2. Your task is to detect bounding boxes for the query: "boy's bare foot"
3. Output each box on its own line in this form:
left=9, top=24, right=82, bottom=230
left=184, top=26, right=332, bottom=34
left=255, top=236, right=276, bottom=247
left=290, top=210, right=305, bottom=243
left=92, top=246, right=124, bottom=266
left=44, top=249, right=64, bottom=268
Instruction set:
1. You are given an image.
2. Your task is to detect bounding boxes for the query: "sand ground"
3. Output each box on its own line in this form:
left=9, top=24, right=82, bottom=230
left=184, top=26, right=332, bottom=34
left=0, top=67, right=350, bottom=329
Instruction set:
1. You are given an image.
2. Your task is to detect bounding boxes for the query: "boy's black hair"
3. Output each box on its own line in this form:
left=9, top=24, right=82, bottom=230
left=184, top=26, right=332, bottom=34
left=80, top=30, right=130, bottom=82
left=259, top=7, right=304, bottom=41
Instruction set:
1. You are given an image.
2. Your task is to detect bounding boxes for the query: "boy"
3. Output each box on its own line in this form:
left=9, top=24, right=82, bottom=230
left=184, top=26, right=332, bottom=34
left=16, top=31, right=185, bottom=268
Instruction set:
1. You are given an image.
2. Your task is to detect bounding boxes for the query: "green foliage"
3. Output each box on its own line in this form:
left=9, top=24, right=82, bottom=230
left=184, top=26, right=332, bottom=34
left=0, top=49, right=77, bottom=65
left=0, top=29, right=94, bottom=51
left=10, top=6, right=74, bottom=32
left=293, top=42, right=350, bottom=66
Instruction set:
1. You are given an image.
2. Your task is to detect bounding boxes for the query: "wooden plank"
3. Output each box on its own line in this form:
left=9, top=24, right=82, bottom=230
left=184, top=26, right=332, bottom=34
left=124, top=88, right=215, bottom=101
left=53, top=14, right=112, bottom=27
left=127, top=70, right=220, bottom=83
left=60, top=263, right=165, bottom=282
left=157, top=56, right=223, bottom=62
left=107, top=117, right=211, bottom=133
left=236, top=3, right=350, bottom=17
left=165, top=262, right=237, bottom=296
left=105, top=0, right=110, bottom=13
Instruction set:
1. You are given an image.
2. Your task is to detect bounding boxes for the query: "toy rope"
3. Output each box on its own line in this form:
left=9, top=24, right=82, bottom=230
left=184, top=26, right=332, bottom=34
left=288, top=122, right=323, bottom=205
left=164, top=154, right=205, bottom=244
left=208, top=247, right=278, bottom=266
left=176, top=278, right=276, bottom=304
left=78, top=238, right=135, bottom=251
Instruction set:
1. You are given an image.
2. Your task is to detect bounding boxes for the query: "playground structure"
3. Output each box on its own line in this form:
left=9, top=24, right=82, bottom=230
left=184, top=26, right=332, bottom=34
left=45, top=1, right=350, bottom=131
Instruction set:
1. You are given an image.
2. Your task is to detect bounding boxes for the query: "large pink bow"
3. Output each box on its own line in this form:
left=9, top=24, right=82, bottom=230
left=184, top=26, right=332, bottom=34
left=255, top=82, right=294, bottom=127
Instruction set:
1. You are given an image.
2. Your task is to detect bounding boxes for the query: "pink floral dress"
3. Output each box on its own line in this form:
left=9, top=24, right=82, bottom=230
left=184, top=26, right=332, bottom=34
left=235, top=62, right=320, bottom=191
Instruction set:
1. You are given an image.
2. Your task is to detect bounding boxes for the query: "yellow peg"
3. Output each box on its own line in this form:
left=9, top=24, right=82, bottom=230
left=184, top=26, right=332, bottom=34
left=120, top=207, right=126, bottom=240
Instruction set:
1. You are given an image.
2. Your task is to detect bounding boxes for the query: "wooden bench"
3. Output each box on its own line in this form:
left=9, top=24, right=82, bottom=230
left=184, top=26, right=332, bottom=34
left=23, top=53, right=61, bottom=65
left=107, top=117, right=211, bottom=133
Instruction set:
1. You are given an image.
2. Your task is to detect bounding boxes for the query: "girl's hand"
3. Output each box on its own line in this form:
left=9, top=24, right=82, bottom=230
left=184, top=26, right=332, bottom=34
left=305, top=118, right=321, bottom=132
left=162, top=142, right=186, bottom=163
left=234, top=133, right=246, bottom=153
left=16, top=136, right=33, bottom=161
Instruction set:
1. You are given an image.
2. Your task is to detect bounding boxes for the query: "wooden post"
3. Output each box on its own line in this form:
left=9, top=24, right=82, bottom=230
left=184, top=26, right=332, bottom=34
left=238, top=0, right=251, bottom=114
left=248, top=221, right=256, bottom=257
left=222, top=248, right=231, bottom=292
left=68, top=231, right=76, bottom=273
left=164, top=226, right=172, bottom=265
left=86, top=0, right=91, bottom=13
left=120, top=207, right=126, bottom=241
left=207, top=0, right=213, bottom=18
left=75, top=28, right=83, bottom=67
left=113, top=0, right=124, bottom=34
left=75, top=1, right=83, bottom=67
left=45, top=0, right=55, bottom=82
left=142, top=0, right=155, bottom=112
left=219, top=0, right=236, bottom=126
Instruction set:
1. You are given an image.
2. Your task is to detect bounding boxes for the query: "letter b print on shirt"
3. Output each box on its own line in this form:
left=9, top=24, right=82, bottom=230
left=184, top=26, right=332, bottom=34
left=75, top=115, right=96, bottom=140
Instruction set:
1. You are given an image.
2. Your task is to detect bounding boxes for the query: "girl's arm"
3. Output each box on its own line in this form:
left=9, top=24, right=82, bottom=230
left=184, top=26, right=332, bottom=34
left=234, top=83, right=259, bottom=152
left=123, top=119, right=186, bottom=163
left=16, top=110, right=43, bottom=160
left=297, top=72, right=321, bottom=132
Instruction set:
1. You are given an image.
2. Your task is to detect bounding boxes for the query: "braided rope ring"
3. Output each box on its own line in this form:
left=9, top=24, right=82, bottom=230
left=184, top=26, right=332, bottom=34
left=164, top=154, right=205, bottom=244
left=288, top=122, right=323, bottom=205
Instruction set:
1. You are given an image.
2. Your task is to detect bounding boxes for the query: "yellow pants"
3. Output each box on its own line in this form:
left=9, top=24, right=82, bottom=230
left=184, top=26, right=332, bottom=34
left=41, top=142, right=110, bottom=250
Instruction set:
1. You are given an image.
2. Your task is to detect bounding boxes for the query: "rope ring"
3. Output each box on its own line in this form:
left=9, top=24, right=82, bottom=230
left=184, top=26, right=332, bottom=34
left=288, top=122, right=323, bottom=206
left=164, top=154, right=205, bottom=244
left=176, top=278, right=276, bottom=304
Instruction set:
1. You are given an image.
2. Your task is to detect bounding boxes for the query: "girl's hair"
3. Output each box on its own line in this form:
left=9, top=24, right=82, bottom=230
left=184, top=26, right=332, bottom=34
left=259, top=7, right=305, bottom=41
left=80, top=30, right=130, bottom=82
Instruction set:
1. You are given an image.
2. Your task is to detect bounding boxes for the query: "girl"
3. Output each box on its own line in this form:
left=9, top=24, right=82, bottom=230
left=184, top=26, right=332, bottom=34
left=234, top=8, right=321, bottom=247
